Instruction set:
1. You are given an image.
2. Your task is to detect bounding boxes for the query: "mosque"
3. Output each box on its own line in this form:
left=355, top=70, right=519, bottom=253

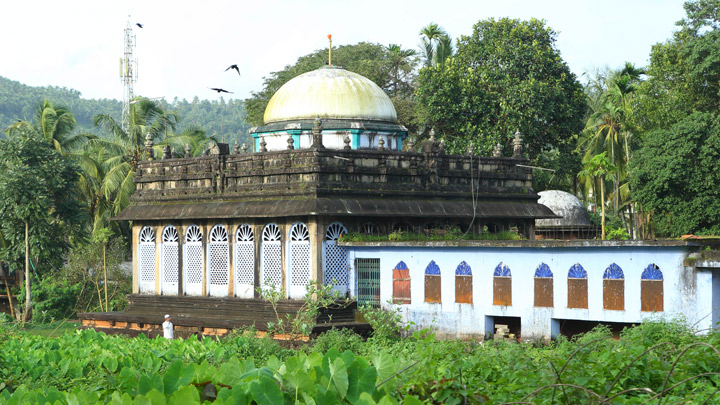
left=79, top=63, right=720, bottom=341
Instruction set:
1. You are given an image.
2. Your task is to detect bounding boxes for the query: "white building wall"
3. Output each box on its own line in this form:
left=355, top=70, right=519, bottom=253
left=348, top=245, right=707, bottom=340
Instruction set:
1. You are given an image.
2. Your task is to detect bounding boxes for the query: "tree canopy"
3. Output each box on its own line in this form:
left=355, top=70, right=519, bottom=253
left=415, top=18, right=587, bottom=158
left=0, top=130, right=84, bottom=274
left=630, top=0, right=720, bottom=236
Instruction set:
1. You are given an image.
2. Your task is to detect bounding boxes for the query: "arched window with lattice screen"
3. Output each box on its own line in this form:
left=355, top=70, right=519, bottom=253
left=261, top=223, right=282, bottom=291
left=455, top=261, right=472, bottom=304
left=534, top=263, right=553, bottom=307
left=160, top=226, right=179, bottom=296
left=207, top=225, right=229, bottom=297
left=567, top=263, right=588, bottom=309
left=392, top=261, right=411, bottom=304
left=323, top=222, right=349, bottom=294
left=641, top=264, right=663, bottom=312
left=603, top=263, right=625, bottom=310
left=493, top=262, right=512, bottom=306
left=138, top=226, right=156, bottom=294
left=288, top=222, right=311, bottom=299
left=424, top=261, right=441, bottom=303
left=184, top=225, right=203, bottom=296
left=234, top=224, right=255, bottom=298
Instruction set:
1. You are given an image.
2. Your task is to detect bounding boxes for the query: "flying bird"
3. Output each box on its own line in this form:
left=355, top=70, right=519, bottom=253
left=209, top=88, right=233, bottom=94
left=225, top=64, right=241, bottom=75
left=136, top=23, right=143, bottom=28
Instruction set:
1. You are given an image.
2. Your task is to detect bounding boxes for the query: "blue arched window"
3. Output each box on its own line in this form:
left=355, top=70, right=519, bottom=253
left=393, top=261, right=411, bottom=304
left=568, top=263, right=588, bottom=279
left=455, top=261, right=472, bottom=304
left=534, top=263, right=553, bottom=307
left=641, top=264, right=663, bottom=312
left=567, top=263, right=588, bottom=309
left=603, top=263, right=625, bottom=310
left=493, top=262, right=512, bottom=306
left=424, top=261, right=441, bottom=303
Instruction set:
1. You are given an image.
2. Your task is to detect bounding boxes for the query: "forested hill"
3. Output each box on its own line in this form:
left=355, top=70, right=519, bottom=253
left=0, top=76, right=253, bottom=146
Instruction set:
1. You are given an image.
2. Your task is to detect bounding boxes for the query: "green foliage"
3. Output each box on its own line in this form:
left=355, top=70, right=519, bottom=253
left=629, top=0, right=720, bottom=236
left=312, top=328, right=365, bottom=355
left=29, top=278, right=82, bottom=321
left=0, top=130, right=84, bottom=275
left=2, top=320, right=720, bottom=402
left=340, top=228, right=523, bottom=242
left=257, top=280, right=351, bottom=344
left=244, top=42, right=418, bottom=127
left=359, top=303, right=404, bottom=343
left=416, top=17, right=586, bottom=159
left=630, top=112, right=720, bottom=236
left=49, top=236, right=130, bottom=315
left=0, top=76, right=251, bottom=145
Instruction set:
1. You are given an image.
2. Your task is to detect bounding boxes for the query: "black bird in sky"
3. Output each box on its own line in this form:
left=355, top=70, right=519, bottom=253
left=209, top=88, right=233, bottom=94
left=136, top=23, right=143, bottom=28
left=225, top=64, right=241, bottom=75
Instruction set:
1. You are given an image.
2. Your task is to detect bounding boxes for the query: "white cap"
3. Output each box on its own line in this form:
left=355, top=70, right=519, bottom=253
left=165, top=314, right=170, bottom=318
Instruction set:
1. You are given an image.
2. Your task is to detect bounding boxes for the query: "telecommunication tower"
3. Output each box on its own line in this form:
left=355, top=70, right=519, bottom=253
left=120, top=17, right=138, bottom=132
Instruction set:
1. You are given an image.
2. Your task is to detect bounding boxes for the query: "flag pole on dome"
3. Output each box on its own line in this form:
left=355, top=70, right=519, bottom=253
left=328, top=34, right=332, bottom=67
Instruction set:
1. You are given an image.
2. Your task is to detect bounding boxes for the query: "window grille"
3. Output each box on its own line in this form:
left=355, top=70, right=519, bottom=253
left=138, top=226, right=156, bottom=294
left=261, top=223, right=282, bottom=289
left=323, top=222, right=349, bottom=293
left=161, top=226, right=179, bottom=295
left=356, top=258, right=380, bottom=307
left=184, top=225, right=203, bottom=296
left=235, top=224, right=255, bottom=298
left=207, top=225, right=229, bottom=296
left=288, top=222, right=310, bottom=298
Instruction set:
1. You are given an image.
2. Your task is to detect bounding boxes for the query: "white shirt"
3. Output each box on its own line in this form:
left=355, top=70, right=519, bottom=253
left=162, top=320, right=174, bottom=339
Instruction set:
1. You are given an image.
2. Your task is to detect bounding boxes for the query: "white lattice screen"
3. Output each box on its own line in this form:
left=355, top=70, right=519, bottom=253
left=323, top=241, right=349, bottom=289
left=290, top=242, right=310, bottom=285
left=235, top=243, right=254, bottom=284
left=261, top=242, right=282, bottom=287
left=208, top=243, right=229, bottom=295
left=185, top=243, right=203, bottom=296
left=161, top=243, right=179, bottom=295
left=139, top=243, right=156, bottom=294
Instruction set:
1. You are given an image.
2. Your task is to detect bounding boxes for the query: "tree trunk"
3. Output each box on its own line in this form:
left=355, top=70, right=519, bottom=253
left=22, top=220, right=31, bottom=322
left=103, top=243, right=108, bottom=311
left=2, top=269, right=16, bottom=320
left=600, top=180, right=606, bottom=240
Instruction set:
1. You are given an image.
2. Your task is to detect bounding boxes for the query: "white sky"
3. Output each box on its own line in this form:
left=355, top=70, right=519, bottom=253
left=0, top=0, right=686, bottom=103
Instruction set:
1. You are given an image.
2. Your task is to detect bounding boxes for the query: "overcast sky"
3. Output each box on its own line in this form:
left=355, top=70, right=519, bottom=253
left=1, top=0, right=686, bottom=103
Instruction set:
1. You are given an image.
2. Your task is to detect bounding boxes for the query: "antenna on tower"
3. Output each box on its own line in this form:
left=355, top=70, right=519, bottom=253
left=120, top=16, right=138, bottom=133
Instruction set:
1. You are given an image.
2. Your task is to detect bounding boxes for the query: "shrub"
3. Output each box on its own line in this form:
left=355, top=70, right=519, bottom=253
left=311, top=328, right=364, bottom=354
left=359, top=302, right=404, bottom=343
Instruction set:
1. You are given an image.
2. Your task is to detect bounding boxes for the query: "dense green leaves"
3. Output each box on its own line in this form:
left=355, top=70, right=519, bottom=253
left=0, top=130, right=83, bottom=275
left=630, top=112, right=720, bottom=236
left=416, top=17, right=586, bottom=158
left=3, top=321, right=720, bottom=403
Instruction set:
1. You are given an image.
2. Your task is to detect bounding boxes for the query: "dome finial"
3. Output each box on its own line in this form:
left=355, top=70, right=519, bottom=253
left=328, top=34, right=333, bottom=67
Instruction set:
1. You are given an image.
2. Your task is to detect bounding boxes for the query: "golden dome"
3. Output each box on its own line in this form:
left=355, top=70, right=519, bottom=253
left=263, top=67, right=397, bottom=124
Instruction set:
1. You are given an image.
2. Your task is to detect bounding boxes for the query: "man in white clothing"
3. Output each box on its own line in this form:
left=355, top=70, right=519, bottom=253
left=162, top=314, right=174, bottom=339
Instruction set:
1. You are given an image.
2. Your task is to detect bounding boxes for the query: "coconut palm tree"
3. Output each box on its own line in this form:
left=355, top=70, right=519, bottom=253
left=419, top=23, right=453, bottom=68
left=90, top=97, right=178, bottom=218
left=5, top=99, right=92, bottom=153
